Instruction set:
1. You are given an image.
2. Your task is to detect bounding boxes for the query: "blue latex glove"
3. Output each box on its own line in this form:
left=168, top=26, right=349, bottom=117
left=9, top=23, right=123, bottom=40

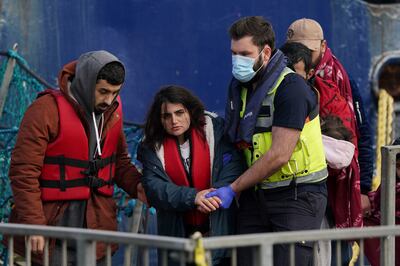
left=205, top=185, right=236, bottom=209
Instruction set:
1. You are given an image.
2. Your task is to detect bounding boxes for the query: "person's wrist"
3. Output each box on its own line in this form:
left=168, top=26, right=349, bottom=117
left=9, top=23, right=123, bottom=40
left=230, top=184, right=238, bottom=195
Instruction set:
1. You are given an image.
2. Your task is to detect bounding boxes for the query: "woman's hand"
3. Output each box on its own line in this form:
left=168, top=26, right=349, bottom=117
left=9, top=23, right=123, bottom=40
left=195, top=188, right=222, bottom=213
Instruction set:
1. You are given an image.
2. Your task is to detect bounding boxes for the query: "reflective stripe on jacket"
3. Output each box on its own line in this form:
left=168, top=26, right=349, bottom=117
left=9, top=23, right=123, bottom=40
left=241, top=67, right=328, bottom=189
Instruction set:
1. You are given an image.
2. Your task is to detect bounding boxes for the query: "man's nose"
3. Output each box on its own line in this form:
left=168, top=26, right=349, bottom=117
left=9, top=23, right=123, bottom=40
left=104, top=95, right=113, bottom=106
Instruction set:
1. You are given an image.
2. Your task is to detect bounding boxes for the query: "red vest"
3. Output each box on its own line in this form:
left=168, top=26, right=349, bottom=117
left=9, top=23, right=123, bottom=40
left=39, top=90, right=122, bottom=201
left=164, top=128, right=211, bottom=226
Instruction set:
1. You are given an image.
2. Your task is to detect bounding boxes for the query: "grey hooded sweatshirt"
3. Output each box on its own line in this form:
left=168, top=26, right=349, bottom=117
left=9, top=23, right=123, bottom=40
left=70, top=50, right=124, bottom=158
left=52, top=51, right=124, bottom=264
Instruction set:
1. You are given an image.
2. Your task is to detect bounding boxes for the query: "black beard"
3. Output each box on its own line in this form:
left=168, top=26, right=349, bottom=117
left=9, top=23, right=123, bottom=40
left=249, top=56, right=264, bottom=84
left=313, top=51, right=323, bottom=68
left=253, top=55, right=263, bottom=72
left=94, top=105, right=109, bottom=115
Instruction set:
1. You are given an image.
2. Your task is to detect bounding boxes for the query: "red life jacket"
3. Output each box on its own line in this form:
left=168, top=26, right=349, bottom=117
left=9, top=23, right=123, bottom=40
left=164, top=128, right=211, bottom=226
left=39, top=90, right=122, bottom=201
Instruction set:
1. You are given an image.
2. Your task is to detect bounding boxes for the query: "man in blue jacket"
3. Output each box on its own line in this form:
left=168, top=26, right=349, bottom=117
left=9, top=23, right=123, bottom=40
left=207, top=16, right=328, bottom=266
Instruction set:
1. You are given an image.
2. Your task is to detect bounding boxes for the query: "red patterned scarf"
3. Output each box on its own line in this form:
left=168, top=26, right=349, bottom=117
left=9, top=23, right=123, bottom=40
left=317, top=46, right=363, bottom=228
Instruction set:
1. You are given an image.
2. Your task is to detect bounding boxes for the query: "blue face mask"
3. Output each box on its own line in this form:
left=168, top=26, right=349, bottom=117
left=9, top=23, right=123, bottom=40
left=232, top=49, right=265, bottom=82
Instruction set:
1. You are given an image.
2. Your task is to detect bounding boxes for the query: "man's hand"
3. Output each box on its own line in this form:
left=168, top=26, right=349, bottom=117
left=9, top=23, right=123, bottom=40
left=29, top=235, right=45, bottom=254
left=137, top=183, right=149, bottom=206
left=195, top=188, right=221, bottom=213
left=361, top=194, right=372, bottom=217
left=205, top=185, right=236, bottom=209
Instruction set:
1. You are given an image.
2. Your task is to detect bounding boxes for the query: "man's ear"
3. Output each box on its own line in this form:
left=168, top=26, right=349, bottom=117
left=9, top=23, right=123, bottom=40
left=263, top=45, right=272, bottom=64
left=307, top=68, right=315, bottom=80
left=321, top=40, right=327, bottom=53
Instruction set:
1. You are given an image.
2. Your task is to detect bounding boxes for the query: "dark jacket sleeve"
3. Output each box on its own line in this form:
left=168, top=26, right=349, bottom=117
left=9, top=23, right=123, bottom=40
left=113, top=131, right=141, bottom=198
left=350, top=78, right=374, bottom=194
left=211, top=116, right=246, bottom=188
left=9, top=95, right=58, bottom=225
left=138, top=144, right=197, bottom=211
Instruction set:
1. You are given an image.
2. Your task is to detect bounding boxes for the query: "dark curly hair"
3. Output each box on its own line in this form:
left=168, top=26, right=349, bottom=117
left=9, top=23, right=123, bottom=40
left=97, top=61, right=125, bottom=85
left=143, top=85, right=206, bottom=150
left=280, top=42, right=313, bottom=75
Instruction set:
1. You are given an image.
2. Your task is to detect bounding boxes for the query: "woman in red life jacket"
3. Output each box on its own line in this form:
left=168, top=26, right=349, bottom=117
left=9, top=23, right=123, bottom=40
left=138, top=85, right=245, bottom=266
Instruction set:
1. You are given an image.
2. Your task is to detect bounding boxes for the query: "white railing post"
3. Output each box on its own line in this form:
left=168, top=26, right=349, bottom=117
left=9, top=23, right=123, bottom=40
left=380, top=145, right=398, bottom=266
left=77, top=239, right=96, bottom=266
left=258, top=242, right=273, bottom=266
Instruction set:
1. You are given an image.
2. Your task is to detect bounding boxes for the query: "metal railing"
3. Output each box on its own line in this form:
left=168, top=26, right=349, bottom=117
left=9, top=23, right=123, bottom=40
left=0, top=223, right=194, bottom=266
left=0, top=145, right=399, bottom=266
left=203, top=225, right=400, bottom=266
left=380, top=145, right=399, bottom=265
left=1, top=223, right=399, bottom=266
left=201, top=145, right=400, bottom=266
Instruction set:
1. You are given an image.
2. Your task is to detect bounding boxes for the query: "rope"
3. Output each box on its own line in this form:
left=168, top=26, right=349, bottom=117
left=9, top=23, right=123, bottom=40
left=0, top=50, right=55, bottom=89
left=0, top=127, right=18, bottom=134
left=7, top=49, right=28, bottom=66
left=0, top=52, right=48, bottom=248
left=386, top=95, right=394, bottom=145
left=373, top=89, right=394, bottom=191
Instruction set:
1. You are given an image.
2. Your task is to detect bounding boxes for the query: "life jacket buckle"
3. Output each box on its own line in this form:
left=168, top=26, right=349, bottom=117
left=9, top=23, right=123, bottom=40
left=81, top=159, right=101, bottom=177
left=86, top=176, right=104, bottom=189
left=89, top=159, right=101, bottom=173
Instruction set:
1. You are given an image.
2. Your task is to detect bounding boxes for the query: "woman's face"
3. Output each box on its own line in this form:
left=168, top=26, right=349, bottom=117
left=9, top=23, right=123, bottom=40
left=160, top=102, right=191, bottom=144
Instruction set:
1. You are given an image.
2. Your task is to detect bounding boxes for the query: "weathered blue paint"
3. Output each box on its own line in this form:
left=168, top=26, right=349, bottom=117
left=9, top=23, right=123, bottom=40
left=331, top=0, right=372, bottom=109
left=0, top=0, right=332, bottom=122
left=331, top=1, right=400, bottom=139
left=0, top=0, right=398, bottom=128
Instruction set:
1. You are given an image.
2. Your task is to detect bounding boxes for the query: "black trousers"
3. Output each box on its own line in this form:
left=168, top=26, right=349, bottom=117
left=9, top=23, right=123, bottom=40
left=237, top=184, right=327, bottom=266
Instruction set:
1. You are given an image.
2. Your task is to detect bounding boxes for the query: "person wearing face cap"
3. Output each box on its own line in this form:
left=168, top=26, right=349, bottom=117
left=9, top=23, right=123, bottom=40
left=206, top=16, right=328, bottom=265
left=6, top=50, right=147, bottom=265
left=286, top=18, right=375, bottom=264
left=286, top=18, right=374, bottom=220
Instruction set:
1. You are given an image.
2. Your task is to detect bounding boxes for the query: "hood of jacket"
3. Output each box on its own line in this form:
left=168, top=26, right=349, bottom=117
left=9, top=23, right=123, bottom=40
left=66, top=50, right=123, bottom=115
left=57, top=51, right=124, bottom=157
left=58, top=51, right=124, bottom=115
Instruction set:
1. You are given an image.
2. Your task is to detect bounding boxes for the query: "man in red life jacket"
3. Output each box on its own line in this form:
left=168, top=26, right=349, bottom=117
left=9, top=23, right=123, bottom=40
left=8, top=50, right=146, bottom=265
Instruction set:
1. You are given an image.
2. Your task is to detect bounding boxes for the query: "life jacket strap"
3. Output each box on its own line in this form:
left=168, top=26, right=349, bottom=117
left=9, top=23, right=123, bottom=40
left=39, top=176, right=114, bottom=189
left=42, top=154, right=116, bottom=191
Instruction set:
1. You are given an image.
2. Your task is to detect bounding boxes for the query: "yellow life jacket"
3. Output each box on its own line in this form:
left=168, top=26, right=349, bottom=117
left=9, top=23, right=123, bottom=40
left=240, top=67, right=327, bottom=189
